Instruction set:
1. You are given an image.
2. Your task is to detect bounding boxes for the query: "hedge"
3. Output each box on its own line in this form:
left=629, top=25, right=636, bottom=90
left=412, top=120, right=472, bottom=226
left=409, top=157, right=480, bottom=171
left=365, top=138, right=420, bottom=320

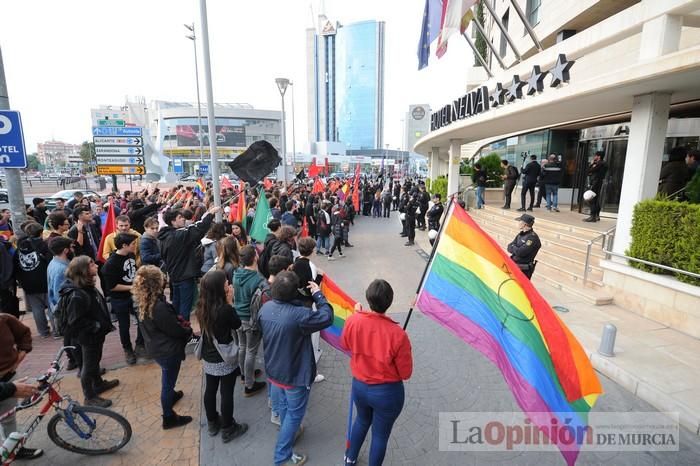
left=627, top=200, right=700, bottom=285
left=426, top=176, right=448, bottom=201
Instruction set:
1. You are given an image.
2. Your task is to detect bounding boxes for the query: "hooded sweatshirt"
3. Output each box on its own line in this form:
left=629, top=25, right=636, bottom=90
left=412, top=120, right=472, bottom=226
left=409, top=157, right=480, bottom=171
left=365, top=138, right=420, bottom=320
left=233, top=268, right=265, bottom=320
left=200, top=237, right=218, bottom=274
left=14, top=236, right=51, bottom=294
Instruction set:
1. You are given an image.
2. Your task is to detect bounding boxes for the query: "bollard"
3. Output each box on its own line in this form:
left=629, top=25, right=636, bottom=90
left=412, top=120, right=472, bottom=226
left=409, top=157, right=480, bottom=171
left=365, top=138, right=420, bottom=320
left=598, top=323, right=617, bottom=357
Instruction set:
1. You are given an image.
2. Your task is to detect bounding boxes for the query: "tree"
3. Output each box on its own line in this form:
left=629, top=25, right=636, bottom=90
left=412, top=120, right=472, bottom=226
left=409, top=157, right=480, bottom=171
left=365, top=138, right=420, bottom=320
left=477, top=153, right=505, bottom=187
left=79, top=141, right=96, bottom=167
left=474, top=2, right=487, bottom=67
left=26, top=153, right=40, bottom=170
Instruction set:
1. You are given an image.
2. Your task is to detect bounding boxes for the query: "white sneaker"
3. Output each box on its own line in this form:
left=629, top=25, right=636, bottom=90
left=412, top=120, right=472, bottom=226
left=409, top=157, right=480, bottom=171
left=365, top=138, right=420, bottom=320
left=271, top=412, right=281, bottom=426
left=338, top=253, right=345, bottom=258
left=314, top=374, right=326, bottom=383
left=328, top=256, right=335, bottom=261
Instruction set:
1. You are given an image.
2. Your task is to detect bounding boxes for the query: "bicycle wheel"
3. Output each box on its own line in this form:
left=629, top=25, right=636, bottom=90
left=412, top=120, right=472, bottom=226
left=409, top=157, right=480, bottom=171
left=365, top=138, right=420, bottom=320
left=47, top=406, right=132, bottom=455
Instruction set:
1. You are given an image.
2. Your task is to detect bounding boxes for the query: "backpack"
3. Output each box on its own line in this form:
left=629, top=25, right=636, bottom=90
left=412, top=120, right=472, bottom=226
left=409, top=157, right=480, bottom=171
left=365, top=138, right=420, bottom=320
left=193, top=243, right=205, bottom=270
left=257, top=239, right=278, bottom=278
left=53, top=289, right=84, bottom=337
left=248, top=281, right=271, bottom=330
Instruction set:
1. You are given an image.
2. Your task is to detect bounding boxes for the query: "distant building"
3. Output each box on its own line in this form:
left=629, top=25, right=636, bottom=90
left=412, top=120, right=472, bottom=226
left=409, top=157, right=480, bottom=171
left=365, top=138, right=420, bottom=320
left=306, top=17, right=385, bottom=151
left=37, top=140, right=81, bottom=168
left=404, top=105, right=431, bottom=152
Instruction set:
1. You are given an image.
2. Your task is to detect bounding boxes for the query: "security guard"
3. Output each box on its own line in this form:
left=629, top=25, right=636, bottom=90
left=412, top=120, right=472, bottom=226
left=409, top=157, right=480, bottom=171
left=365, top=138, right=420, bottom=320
left=507, top=213, right=541, bottom=279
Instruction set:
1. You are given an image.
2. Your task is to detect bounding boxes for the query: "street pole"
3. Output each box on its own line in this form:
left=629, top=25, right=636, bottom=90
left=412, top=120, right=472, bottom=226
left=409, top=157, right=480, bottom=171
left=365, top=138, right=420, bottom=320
left=185, top=23, right=205, bottom=166
left=0, top=46, right=27, bottom=225
left=275, top=78, right=289, bottom=189
left=199, top=0, right=222, bottom=221
left=290, top=82, right=296, bottom=172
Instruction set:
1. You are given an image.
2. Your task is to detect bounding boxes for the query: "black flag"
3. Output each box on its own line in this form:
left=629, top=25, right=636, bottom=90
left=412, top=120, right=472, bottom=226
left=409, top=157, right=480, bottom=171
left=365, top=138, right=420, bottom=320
left=227, top=140, right=281, bottom=183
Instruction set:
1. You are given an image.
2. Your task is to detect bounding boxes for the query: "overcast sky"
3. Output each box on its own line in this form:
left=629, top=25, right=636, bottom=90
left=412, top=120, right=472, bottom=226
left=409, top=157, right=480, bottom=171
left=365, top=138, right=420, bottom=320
left=0, top=0, right=474, bottom=152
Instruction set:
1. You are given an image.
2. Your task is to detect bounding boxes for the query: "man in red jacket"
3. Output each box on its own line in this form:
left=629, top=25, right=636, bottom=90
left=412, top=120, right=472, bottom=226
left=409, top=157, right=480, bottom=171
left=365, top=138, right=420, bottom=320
left=341, top=279, right=413, bottom=466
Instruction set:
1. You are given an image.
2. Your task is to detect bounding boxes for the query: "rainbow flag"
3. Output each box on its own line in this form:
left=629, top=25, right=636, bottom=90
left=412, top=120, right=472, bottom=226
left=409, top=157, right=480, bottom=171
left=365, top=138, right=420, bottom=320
left=319, top=275, right=358, bottom=354
left=194, top=178, right=206, bottom=199
left=416, top=202, right=602, bottom=465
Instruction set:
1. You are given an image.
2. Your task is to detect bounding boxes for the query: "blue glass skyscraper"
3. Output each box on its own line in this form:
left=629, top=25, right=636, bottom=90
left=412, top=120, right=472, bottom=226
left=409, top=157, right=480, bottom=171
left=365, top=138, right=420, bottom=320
left=306, top=17, right=385, bottom=150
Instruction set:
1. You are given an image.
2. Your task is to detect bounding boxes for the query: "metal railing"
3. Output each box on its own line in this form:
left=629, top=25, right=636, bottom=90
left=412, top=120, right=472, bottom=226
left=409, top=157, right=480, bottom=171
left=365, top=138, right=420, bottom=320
left=583, top=226, right=616, bottom=285
left=603, top=250, right=700, bottom=281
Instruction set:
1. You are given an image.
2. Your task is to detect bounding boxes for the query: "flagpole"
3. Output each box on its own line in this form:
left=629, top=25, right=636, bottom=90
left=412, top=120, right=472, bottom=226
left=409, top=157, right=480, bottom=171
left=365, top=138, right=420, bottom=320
left=402, top=195, right=455, bottom=330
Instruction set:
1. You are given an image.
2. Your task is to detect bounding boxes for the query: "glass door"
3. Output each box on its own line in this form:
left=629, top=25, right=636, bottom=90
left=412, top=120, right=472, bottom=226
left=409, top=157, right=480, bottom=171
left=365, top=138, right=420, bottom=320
left=572, top=140, right=606, bottom=213
left=599, top=139, right=627, bottom=215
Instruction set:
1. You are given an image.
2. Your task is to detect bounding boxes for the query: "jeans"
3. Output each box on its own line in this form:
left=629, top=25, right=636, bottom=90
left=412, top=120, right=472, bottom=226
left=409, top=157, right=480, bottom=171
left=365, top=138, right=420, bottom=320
left=204, top=367, right=240, bottom=428
left=155, top=355, right=182, bottom=417
left=476, top=186, right=485, bottom=209
left=81, top=339, right=105, bottom=400
left=270, top=384, right=310, bottom=465
left=236, top=321, right=262, bottom=389
left=346, top=379, right=405, bottom=466
left=25, top=292, right=50, bottom=336
left=172, top=279, right=196, bottom=321
left=372, top=201, right=381, bottom=218
left=316, top=235, right=330, bottom=253
left=545, top=184, right=559, bottom=209
left=111, top=297, right=143, bottom=352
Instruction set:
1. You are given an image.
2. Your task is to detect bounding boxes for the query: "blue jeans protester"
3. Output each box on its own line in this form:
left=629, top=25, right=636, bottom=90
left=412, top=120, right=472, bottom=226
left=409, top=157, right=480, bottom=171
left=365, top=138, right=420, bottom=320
left=345, top=379, right=405, bottom=466
left=172, top=279, right=196, bottom=321
left=476, top=186, right=485, bottom=209
left=545, top=184, right=559, bottom=209
left=155, top=355, right=182, bottom=417
left=270, top=384, right=310, bottom=465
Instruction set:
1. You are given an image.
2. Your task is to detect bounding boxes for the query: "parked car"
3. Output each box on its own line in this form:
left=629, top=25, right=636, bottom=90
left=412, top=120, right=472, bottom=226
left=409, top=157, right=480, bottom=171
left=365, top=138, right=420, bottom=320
left=45, top=189, right=102, bottom=209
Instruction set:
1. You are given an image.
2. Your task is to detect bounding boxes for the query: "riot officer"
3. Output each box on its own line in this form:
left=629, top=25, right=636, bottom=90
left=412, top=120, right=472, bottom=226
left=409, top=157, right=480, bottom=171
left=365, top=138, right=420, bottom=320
left=427, top=193, right=444, bottom=232
left=404, top=194, right=418, bottom=246
left=507, top=214, right=541, bottom=279
left=398, top=188, right=410, bottom=237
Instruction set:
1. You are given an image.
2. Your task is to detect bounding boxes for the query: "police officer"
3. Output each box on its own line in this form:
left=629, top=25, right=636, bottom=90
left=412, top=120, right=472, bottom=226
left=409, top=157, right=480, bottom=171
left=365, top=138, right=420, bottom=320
left=507, top=214, right=541, bottom=279
left=427, top=193, right=444, bottom=232
left=398, top=188, right=410, bottom=237
left=404, top=194, right=418, bottom=246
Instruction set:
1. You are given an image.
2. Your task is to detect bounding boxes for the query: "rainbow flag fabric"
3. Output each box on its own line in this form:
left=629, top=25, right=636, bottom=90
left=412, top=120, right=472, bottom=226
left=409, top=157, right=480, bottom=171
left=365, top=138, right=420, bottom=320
left=416, top=202, right=602, bottom=465
left=194, top=178, right=206, bottom=199
left=319, top=275, right=358, bottom=354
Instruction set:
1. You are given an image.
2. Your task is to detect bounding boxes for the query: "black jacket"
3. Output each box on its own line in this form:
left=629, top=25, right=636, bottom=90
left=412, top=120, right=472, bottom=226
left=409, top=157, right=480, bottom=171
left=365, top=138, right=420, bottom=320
left=427, top=201, right=444, bottom=227
left=60, top=280, right=113, bottom=345
left=140, top=296, right=192, bottom=360
left=587, top=160, right=608, bottom=191
left=202, top=304, right=242, bottom=363
left=128, top=203, right=160, bottom=234
left=271, top=239, right=294, bottom=263
left=158, top=213, right=214, bottom=282
left=14, top=237, right=51, bottom=294
left=522, top=161, right=541, bottom=185
left=507, top=230, right=542, bottom=265
left=541, top=161, right=563, bottom=185
left=472, top=169, right=487, bottom=187
left=67, top=223, right=102, bottom=260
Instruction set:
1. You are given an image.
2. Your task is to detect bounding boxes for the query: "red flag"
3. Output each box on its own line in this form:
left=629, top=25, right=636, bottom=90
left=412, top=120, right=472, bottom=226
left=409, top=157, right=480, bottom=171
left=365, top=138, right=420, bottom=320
left=328, top=180, right=339, bottom=193
left=324, top=157, right=330, bottom=176
left=301, top=217, right=309, bottom=238
left=312, top=178, right=326, bottom=194
left=220, top=176, right=234, bottom=190
left=97, top=200, right=116, bottom=264
left=307, top=162, right=320, bottom=178
left=352, top=186, right=360, bottom=212
left=236, top=182, right=247, bottom=223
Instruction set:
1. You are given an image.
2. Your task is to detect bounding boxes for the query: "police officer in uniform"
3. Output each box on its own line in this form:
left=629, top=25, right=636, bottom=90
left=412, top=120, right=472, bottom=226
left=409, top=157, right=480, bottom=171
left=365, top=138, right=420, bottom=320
left=404, top=194, right=418, bottom=246
left=507, top=214, right=541, bottom=279
left=427, top=193, right=444, bottom=232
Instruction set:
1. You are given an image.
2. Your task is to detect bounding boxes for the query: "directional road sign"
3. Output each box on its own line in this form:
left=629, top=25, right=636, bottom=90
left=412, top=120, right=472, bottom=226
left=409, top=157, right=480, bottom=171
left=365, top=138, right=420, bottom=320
left=95, top=146, right=144, bottom=156
left=97, top=165, right=146, bottom=175
left=96, top=156, right=145, bottom=166
left=92, top=126, right=142, bottom=137
left=173, top=158, right=184, bottom=174
left=200, top=164, right=209, bottom=174
left=93, top=136, right=142, bottom=146
left=0, top=111, right=28, bottom=168
left=97, top=119, right=125, bottom=127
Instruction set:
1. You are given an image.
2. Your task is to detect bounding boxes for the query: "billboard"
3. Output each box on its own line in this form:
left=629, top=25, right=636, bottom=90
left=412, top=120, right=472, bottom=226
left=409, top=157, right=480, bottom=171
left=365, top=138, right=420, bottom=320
left=175, top=123, right=246, bottom=148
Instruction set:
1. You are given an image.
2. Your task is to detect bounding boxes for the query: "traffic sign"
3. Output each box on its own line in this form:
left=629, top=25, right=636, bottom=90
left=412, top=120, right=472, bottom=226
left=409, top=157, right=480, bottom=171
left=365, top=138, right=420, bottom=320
left=200, top=164, right=209, bottom=174
left=173, top=158, right=184, bottom=174
left=93, top=136, right=142, bottom=146
left=92, top=127, right=142, bottom=137
left=96, top=156, right=144, bottom=166
left=0, top=111, right=27, bottom=168
left=95, top=146, right=144, bottom=156
left=97, top=165, right=146, bottom=175
left=97, top=119, right=125, bottom=127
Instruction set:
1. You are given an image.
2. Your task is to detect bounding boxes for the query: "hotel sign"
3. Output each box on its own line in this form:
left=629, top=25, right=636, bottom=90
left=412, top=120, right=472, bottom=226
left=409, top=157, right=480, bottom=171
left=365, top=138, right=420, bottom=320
left=431, top=54, right=574, bottom=131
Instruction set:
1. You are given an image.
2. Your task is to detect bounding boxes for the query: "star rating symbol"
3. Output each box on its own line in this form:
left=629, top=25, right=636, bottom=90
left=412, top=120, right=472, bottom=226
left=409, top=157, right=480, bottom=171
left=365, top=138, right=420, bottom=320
left=507, top=75, right=526, bottom=102
left=549, top=54, right=575, bottom=87
left=526, top=65, right=547, bottom=95
left=490, top=82, right=507, bottom=107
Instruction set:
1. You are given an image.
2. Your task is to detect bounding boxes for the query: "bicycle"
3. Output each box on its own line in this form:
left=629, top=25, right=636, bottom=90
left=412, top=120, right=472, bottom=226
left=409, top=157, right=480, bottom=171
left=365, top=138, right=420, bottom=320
left=0, top=346, right=132, bottom=464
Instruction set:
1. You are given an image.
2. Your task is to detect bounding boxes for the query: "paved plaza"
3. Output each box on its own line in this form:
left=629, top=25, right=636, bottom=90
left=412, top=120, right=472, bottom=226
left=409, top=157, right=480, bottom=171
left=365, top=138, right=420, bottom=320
left=9, top=215, right=700, bottom=465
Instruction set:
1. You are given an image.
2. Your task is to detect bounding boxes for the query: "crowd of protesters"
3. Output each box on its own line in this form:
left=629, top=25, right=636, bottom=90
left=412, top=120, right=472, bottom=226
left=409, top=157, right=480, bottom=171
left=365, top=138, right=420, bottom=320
left=0, top=172, right=416, bottom=465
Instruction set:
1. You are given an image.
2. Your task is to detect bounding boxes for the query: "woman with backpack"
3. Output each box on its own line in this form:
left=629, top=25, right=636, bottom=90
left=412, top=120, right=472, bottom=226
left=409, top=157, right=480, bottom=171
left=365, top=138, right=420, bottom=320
left=196, top=270, right=248, bottom=443
left=61, top=256, right=118, bottom=408
left=133, top=265, right=193, bottom=429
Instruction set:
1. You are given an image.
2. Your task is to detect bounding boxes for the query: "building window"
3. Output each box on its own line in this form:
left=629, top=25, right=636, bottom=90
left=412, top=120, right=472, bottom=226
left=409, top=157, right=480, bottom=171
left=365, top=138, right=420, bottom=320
left=499, top=9, right=509, bottom=59
left=526, top=0, right=541, bottom=27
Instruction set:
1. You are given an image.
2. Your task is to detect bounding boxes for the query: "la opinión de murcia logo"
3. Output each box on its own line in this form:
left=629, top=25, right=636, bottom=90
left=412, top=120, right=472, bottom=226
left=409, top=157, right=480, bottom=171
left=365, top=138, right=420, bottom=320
left=430, top=54, right=575, bottom=131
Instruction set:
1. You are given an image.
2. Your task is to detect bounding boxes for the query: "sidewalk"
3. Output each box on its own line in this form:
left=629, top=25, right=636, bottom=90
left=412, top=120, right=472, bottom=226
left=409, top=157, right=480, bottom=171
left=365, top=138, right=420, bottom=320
left=414, top=222, right=700, bottom=436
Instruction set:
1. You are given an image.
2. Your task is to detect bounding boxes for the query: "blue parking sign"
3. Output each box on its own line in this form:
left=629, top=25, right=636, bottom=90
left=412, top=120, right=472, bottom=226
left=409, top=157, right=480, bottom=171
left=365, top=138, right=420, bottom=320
left=0, top=111, right=27, bottom=168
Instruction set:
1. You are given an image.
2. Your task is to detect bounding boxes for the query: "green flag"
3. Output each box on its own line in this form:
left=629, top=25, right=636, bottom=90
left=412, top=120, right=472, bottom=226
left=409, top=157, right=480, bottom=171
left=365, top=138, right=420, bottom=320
left=250, top=189, right=272, bottom=243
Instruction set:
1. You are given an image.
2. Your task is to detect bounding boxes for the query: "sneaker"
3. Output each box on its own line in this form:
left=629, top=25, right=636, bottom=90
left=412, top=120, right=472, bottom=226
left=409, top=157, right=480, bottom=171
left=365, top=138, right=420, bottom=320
left=338, top=253, right=345, bottom=258
left=404, top=241, right=414, bottom=246
left=163, top=413, right=193, bottom=430
left=516, top=208, right=526, bottom=212
left=526, top=207, right=533, bottom=211
left=15, top=447, right=43, bottom=460
left=244, top=381, right=266, bottom=397
left=124, top=349, right=137, bottom=365
left=85, top=396, right=112, bottom=408
left=327, top=256, right=335, bottom=261
left=281, top=452, right=307, bottom=465
left=94, top=379, right=120, bottom=395
left=553, top=208, right=560, bottom=212
left=66, top=360, right=78, bottom=371
left=240, top=369, right=263, bottom=383
left=314, top=374, right=326, bottom=383
left=271, top=412, right=281, bottom=426
left=222, top=422, right=248, bottom=443
left=345, top=243, right=354, bottom=247
left=208, top=415, right=221, bottom=436
left=173, top=390, right=184, bottom=406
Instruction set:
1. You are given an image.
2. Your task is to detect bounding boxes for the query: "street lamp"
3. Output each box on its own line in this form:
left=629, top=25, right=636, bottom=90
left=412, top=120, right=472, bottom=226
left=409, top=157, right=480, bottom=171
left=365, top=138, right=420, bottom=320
left=289, top=81, right=296, bottom=173
left=275, top=77, right=290, bottom=188
left=184, top=23, right=205, bottom=168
